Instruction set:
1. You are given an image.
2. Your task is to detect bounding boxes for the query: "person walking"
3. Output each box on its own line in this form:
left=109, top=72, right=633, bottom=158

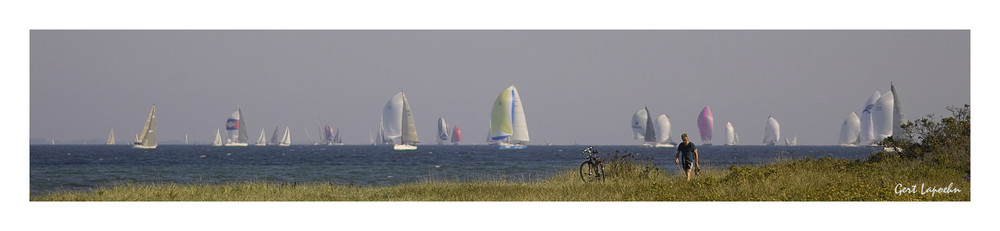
left=675, top=133, right=700, bottom=181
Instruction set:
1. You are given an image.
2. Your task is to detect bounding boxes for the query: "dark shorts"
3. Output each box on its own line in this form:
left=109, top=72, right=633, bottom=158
left=681, top=159, right=694, bottom=171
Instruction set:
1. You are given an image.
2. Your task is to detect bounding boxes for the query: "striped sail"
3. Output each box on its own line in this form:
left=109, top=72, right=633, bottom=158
left=698, top=106, right=713, bottom=145
left=225, top=110, right=241, bottom=144
left=437, top=117, right=449, bottom=144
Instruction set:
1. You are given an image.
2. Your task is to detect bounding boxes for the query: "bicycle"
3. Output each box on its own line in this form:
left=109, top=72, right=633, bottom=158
left=579, top=146, right=605, bottom=182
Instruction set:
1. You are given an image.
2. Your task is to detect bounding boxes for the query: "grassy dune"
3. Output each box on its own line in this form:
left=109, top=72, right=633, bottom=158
left=31, top=156, right=969, bottom=201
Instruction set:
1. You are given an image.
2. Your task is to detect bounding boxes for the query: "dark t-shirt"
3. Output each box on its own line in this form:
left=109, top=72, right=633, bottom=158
left=677, top=142, right=696, bottom=163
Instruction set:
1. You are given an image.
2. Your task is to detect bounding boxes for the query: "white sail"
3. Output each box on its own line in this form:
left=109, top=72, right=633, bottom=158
left=763, top=115, right=780, bottom=145
left=212, top=129, right=222, bottom=146
left=509, top=86, right=529, bottom=143
left=185, top=134, right=189, bottom=145
left=725, top=122, right=737, bottom=146
left=785, top=135, right=797, bottom=146
left=437, top=117, right=449, bottom=145
left=891, top=83, right=908, bottom=141
left=132, top=105, right=157, bottom=149
left=654, top=114, right=671, bottom=143
left=400, top=93, right=418, bottom=144
left=255, top=128, right=267, bottom=146
left=631, top=108, right=647, bottom=140
left=873, top=91, right=895, bottom=142
left=382, top=92, right=404, bottom=143
left=859, top=91, right=881, bottom=146
left=279, top=126, right=291, bottom=146
left=106, top=129, right=115, bottom=145
left=237, top=108, right=249, bottom=143
left=839, top=112, right=861, bottom=146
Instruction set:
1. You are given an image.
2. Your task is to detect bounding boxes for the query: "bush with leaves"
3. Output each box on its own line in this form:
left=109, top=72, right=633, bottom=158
left=875, top=104, right=970, bottom=174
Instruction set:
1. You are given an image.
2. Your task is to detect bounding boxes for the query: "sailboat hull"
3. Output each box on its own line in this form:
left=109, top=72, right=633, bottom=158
left=498, top=142, right=527, bottom=149
left=132, top=144, right=157, bottom=149
left=224, top=143, right=249, bottom=147
left=393, top=144, right=417, bottom=151
left=655, top=143, right=675, bottom=148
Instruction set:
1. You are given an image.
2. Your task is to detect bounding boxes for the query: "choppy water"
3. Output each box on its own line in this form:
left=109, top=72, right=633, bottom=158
left=30, top=144, right=880, bottom=195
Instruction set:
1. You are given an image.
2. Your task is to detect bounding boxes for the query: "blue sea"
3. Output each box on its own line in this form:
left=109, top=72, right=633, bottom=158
left=29, top=144, right=881, bottom=195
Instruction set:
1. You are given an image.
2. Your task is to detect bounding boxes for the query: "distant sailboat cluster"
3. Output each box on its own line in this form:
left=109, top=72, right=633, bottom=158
left=839, top=82, right=907, bottom=147
left=110, top=83, right=911, bottom=149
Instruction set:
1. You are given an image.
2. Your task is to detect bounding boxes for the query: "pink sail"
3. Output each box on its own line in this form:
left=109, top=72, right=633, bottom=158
left=697, top=106, right=713, bottom=145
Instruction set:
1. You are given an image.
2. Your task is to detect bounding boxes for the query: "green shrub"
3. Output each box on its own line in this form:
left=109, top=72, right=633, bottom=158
left=876, top=104, right=970, bottom=175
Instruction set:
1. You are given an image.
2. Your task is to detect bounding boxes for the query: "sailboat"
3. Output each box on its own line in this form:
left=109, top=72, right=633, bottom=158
left=839, top=112, right=861, bottom=146
left=331, top=127, right=344, bottom=145
left=369, top=129, right=376, bottom=145
left=489, top=85, right=529, bottom=149
left=278, top=126, right=291, bottom=146
left=698, top=106, right=713, bottom=146
left=383, top=92, right=419, bottom=151
left=545, top=136, right=552, bottom=146
left=891, top=83, right=908, bottom=141
left=451, top=126, right=462, bottom=145
left=106, top=129, right=115, bottom=145
left=254, top=128, right=267, bottom=146
left=223, top=107, right=249, bottom=146
left=785, top=135, right=797, bottom=146
left=184, top=134, right=189, bottom=145
left=437, top=117, right=449, bottom=145
left=212, top=129, right=223, bottom=146
left=763, top=115, right=780, bottom=146
left=269, top=127, right=281, bottom=145
left=323, top=125, right=335, bottom=145
left=132, top=105, right=157, bottom=149
left=654, top=114, right=674, bottom=148
left=725, top=122, right=738, bottom=146
left=641, top=106, right=657, bottom=147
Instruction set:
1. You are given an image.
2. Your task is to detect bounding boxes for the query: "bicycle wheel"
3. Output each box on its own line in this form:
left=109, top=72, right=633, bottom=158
left=580, top=161, right=599, bottom=182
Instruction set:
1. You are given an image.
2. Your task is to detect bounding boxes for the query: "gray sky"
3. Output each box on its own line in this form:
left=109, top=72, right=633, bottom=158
left=30, top=30, right=969, bottom=145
